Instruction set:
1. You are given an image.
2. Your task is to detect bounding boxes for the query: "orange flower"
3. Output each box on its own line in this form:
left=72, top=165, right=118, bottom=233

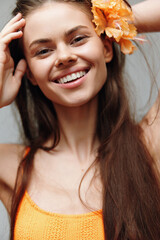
left=91, top=0, right=137, bottom=54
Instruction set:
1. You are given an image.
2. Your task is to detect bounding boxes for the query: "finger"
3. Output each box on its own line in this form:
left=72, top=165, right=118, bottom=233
left=4, top=13, right=23, bottom=28
left=1, top=18, right=25, bottom=38
left=1, top=31, right=23, bottom=46
left=14, top=59, right=27, bottom=83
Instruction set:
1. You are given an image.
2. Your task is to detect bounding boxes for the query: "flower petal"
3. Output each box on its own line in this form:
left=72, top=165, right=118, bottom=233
left=91, top=0, right=138, bottom=54
left=120, top=39, right=136, bottom=54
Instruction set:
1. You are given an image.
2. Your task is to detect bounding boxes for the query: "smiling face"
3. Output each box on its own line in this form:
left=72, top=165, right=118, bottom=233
left=22, top=1, right=112, bottom=107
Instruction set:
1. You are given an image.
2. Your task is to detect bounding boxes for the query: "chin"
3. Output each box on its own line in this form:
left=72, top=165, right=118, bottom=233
left=56, top=94, right=98, bottom=108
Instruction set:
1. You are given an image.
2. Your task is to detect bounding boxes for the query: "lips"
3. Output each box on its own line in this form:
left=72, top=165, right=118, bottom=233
left=53, top=68, right=89, bottom=84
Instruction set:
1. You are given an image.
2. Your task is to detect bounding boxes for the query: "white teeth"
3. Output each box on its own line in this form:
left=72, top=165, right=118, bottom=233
left=71, top=73, right=76, bottom=80
left=63, top=77, right=68, bottom=83
left=77, top=72, right=80, bottom=78
left=66, top=75, right=72, bottom=82
left=57, top=70, right=86, bottom=84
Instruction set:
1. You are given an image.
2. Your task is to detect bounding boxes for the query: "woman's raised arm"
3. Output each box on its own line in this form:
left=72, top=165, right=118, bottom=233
left=132, top=0, right=160, bottom=33
left=133, top=0, right=160, bottom=166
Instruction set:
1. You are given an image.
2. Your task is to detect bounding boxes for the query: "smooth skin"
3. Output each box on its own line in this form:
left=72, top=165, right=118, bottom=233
left=133, top=0, right=160, bottom=32
left=0, top=0, right=160, bottom=215
left=23, top=3, right=112, bottom=107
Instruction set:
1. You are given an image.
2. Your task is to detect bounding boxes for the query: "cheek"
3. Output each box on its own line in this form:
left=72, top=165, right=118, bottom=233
left=28, top=60, right=51, bottom=83
left=97, top=65, right=107, bottom=90
left=84, top=44, right=108, bottom=91
left=95, top=53, right=108, bottom=91
left=84, top=41, right=107, bottom=70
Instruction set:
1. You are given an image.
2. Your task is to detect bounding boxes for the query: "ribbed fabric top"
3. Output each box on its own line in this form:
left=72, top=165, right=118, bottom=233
left=14, top=191, right=105, bottom=240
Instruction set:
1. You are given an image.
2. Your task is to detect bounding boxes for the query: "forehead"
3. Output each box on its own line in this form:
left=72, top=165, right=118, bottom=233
left=23, top=2, right=94, bottom=40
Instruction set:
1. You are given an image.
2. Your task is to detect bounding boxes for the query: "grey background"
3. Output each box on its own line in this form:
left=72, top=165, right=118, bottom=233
left=0, top=0, right=160, bottom=239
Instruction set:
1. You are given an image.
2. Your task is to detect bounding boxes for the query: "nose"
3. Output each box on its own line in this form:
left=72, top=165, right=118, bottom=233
left=55, top=44, right=77, bottom=67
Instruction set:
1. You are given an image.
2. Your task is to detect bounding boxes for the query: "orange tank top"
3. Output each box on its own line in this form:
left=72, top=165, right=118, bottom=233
left=14, top=191, right=105, bottom=240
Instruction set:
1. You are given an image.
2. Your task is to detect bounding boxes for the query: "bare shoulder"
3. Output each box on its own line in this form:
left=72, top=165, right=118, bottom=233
left=0, top=143, right=26, bottom=191
left=140, top=94, right=160, bottom=169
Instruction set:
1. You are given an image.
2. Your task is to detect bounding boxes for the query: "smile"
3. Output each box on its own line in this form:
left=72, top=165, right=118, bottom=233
left=55, top=70, right=87, bottom=84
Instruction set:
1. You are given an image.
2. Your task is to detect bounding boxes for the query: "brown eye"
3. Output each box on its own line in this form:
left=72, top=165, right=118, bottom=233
left=35, top=48, right=52, bottom=56
left=71, top=35, right=88, bottom=45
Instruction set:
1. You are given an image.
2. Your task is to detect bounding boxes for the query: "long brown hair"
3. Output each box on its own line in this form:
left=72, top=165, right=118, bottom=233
left=9, top=0, right=160, bottom=239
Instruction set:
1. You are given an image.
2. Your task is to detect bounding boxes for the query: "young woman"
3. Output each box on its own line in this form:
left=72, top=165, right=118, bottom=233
left=0, top=0, right=160, bottom=239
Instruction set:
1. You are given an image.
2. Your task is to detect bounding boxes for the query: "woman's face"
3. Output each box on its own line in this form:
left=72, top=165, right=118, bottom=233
left=22, top=1, right=112, bottom=107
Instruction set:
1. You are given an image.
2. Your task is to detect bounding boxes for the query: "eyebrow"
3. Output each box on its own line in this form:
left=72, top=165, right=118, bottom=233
left=29, top=25, right=88, bottom=48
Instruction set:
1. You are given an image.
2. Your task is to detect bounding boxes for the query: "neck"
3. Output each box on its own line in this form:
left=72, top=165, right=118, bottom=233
left=53, top=97, right=99, bottom=163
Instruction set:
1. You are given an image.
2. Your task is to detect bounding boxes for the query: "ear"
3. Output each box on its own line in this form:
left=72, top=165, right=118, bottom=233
left=26, top=66, right=37, bottom=86
left=103, top=39, right=113, bottom=63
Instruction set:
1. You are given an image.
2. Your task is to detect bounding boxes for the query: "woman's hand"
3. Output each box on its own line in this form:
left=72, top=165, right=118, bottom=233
left=0, top=13, right=27, bottom=108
